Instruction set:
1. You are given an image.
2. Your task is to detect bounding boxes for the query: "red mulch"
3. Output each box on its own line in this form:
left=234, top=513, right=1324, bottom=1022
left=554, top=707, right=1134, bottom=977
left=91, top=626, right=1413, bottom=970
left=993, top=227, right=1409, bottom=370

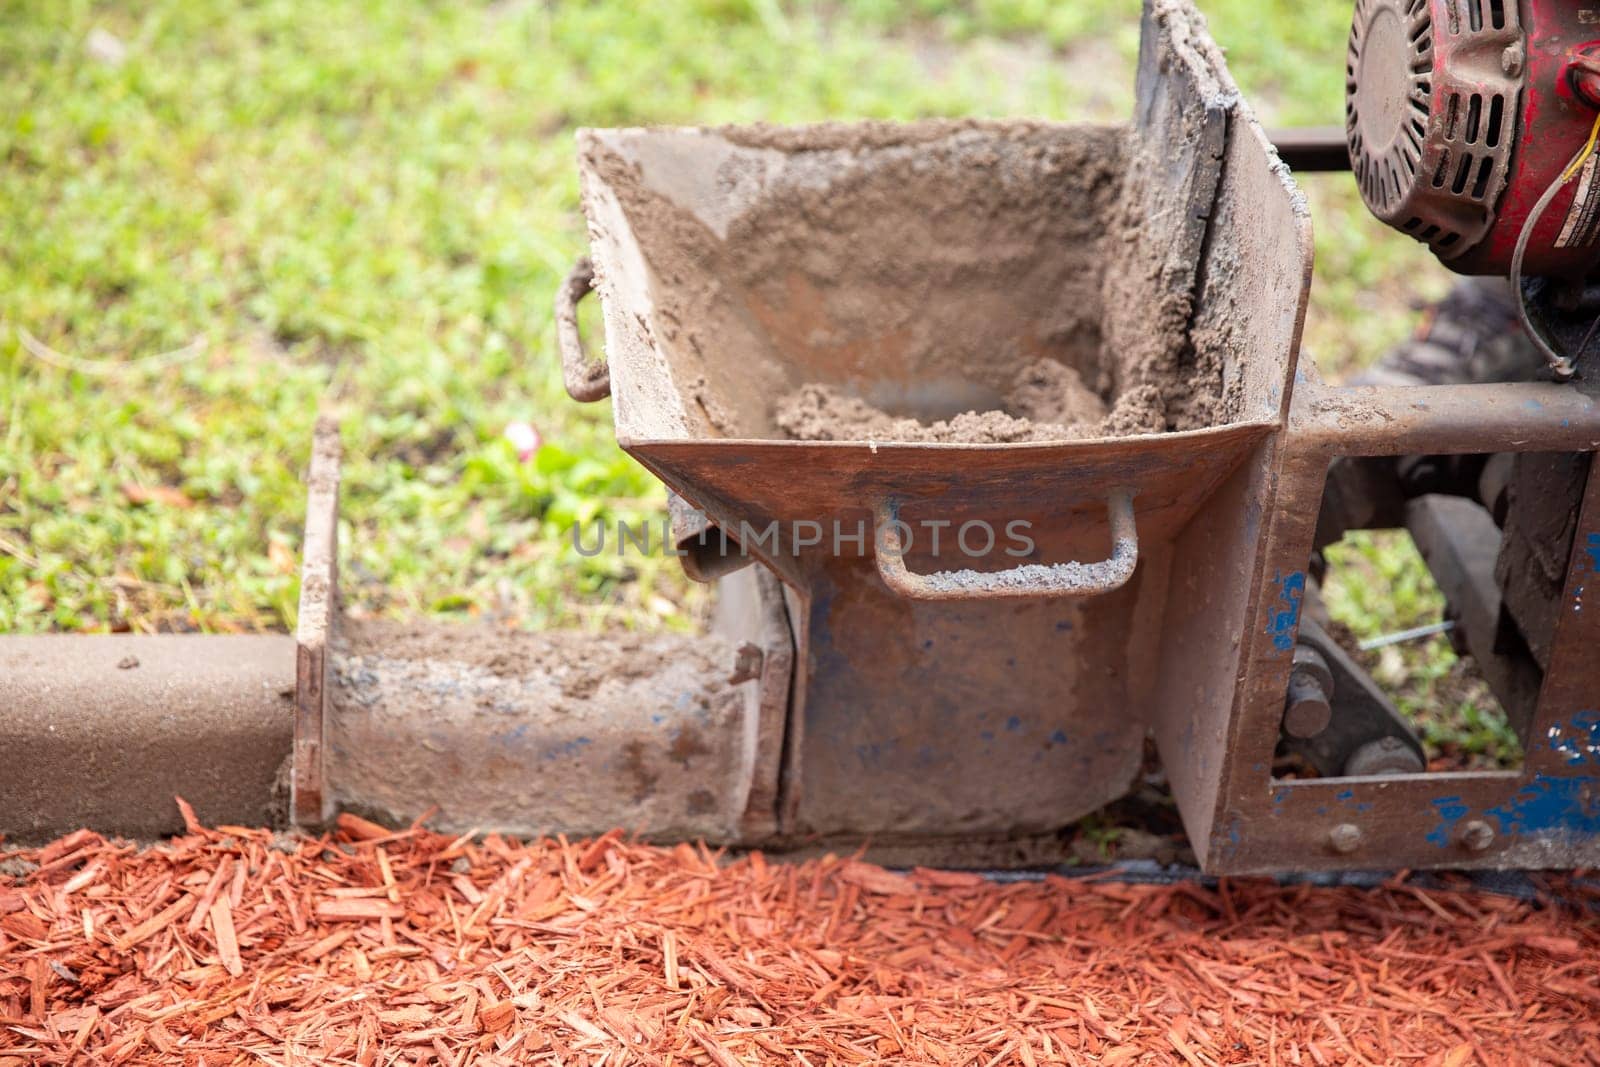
left=2, top=806, right=1598, bottom=1065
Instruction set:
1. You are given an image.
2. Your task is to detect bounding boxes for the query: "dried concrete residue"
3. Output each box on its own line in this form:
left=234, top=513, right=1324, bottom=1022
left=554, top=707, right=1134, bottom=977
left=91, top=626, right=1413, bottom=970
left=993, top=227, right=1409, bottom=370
left=328, top=620, right=758, bottom=840
left=579, top=115, right=1237, bottom=444
left=913, top=543, right=1136, bottom=596
left=338, top=618, right=687, bottom=700
left=0, top=856, right=39, bottom=879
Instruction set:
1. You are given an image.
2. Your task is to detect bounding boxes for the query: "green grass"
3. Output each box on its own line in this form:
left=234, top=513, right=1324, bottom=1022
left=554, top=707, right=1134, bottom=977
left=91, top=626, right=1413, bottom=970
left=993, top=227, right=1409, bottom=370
left=1321, top=532, right=1522, bottom=767
left=2, top=0, right=1452, bottom=643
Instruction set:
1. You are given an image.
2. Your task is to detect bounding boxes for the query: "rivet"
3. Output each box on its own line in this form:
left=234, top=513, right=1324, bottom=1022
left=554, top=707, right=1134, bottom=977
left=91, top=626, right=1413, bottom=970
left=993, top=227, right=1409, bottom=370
left=1458, top=819, right=1495, bottom=853
left=1328, top=823, right=1362, bottom=854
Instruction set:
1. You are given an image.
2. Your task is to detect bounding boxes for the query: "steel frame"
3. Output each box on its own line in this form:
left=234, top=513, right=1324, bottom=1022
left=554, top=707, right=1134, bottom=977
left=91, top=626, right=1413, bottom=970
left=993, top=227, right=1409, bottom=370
left=1182, top=380, right=1600, bottom=872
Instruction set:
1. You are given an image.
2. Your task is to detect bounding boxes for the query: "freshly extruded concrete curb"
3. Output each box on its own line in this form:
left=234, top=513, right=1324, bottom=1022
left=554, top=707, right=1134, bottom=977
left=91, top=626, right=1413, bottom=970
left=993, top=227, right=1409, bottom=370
left=0, top=635, right=296, bottom=843
left=0, top=566, right=792, bottom=845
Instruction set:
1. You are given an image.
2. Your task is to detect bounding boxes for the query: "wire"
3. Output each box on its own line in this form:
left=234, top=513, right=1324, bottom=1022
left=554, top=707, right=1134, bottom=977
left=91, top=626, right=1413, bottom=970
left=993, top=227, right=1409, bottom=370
left=1357, top=619, right=1455, bottom=652
left=1511, top=111, right=1600, bottom=379
left=15, top=327, right=206, bottom=376
left=1563, top=110, right=1600, bottom=183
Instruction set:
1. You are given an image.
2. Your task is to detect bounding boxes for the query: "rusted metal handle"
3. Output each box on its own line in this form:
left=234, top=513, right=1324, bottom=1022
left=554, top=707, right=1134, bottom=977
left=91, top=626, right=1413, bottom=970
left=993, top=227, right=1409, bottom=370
left=873, top=490, right=1139, bottom=600
left=555, top=255, right=610, bottom=402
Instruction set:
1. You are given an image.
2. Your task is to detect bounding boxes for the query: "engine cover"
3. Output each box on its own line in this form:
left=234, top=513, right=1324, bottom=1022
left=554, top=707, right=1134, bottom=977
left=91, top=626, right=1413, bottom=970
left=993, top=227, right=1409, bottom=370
left=1346, top=0, right=1600, bottom=277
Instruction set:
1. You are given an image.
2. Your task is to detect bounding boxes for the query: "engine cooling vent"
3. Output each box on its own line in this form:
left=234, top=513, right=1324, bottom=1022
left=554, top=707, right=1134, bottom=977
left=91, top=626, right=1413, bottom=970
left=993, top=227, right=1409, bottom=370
left=1346, top=0, right=1522, bottom=261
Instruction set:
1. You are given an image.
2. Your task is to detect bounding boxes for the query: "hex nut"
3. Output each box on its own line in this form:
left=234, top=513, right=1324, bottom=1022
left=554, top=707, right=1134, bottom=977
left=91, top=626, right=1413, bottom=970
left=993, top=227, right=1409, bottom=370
left=1502, top=42, right=1524, bottom=78
left=1343, top=736, right=1425, bottom=777
left=1328, top=823, right=1363, bottom=854
left=1458, top=819, right=1495, bottom=853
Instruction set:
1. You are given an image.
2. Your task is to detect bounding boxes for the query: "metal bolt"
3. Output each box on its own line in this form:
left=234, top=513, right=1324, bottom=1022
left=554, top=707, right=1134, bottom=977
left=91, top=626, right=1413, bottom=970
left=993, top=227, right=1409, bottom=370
left=1501, top=42, right=1524, bottom=78
left=727, top=642, right=764, bottom=685
left=1329, top=823, right=1363, bottom=854
left=1283, top=645, right=1334, bottom=739
left=1458, top=819, right=1495, bottom=853
left=1284, top=673, right=1333, bottom=739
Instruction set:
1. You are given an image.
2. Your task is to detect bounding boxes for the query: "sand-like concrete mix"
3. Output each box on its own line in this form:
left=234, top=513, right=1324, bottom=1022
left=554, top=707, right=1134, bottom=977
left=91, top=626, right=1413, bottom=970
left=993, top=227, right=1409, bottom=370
left=775, top=358, right=1111, bottom=443
left=579, top=118, right=1231, bottom=444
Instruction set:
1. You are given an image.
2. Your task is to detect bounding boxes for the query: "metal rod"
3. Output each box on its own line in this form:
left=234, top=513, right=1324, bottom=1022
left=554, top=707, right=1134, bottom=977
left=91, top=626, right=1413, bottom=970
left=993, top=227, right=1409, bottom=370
left=1269, top=126, right=1349, bottom=172
left=1357, top=619, right=1455, bottom=651
left=873, top=491, right=1139, bottom=601
left=1290, top=381, right=1600, bottom=456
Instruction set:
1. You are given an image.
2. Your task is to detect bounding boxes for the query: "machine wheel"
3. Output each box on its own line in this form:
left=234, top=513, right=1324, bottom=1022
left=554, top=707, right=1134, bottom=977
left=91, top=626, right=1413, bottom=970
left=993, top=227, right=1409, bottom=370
left=1349, top=277, right=1548, bottom=388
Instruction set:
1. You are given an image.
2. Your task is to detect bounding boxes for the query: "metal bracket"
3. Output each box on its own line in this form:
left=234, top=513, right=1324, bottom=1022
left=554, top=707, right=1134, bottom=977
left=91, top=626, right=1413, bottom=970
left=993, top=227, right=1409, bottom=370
left=1279, top=617, right=1425, bottom=779
left=1406, top=493, right=1543, bottom=741
left=292, top=414, right=341, bottom=827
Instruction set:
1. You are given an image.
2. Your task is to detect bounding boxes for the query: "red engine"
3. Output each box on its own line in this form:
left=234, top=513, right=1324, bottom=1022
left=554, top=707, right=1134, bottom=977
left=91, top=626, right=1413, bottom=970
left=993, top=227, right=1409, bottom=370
left=1347, top=0, right=1600, bottom=278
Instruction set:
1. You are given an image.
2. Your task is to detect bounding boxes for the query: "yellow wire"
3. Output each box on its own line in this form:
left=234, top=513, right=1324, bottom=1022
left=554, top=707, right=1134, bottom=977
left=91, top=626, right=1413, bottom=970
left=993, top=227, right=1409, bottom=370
left=1560, top=111, right=1600, bottom=184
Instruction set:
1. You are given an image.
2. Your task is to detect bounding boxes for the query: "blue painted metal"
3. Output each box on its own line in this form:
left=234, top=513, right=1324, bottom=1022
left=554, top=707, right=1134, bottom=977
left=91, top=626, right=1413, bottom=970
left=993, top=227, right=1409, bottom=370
left=1486, top=776, right=1600, bottom=837
left=1546, top=712, right=1600, bottom=768
left=1266, top=570, right=1306, bottom=653
left=1425, top=796, right=1472, bottom=848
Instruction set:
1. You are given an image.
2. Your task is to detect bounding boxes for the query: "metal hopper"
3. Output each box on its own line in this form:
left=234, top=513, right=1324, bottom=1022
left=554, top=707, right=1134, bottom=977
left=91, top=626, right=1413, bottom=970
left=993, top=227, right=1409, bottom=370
left=562, top=0, right=1312, bottom=841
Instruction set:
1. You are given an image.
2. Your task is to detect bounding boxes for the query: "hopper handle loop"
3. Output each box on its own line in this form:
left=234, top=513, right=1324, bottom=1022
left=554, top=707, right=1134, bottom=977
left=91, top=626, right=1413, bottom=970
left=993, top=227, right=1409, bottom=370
left=556, top=256, right=610, bottom=402
left=873, top=490, right=1138, bottom=600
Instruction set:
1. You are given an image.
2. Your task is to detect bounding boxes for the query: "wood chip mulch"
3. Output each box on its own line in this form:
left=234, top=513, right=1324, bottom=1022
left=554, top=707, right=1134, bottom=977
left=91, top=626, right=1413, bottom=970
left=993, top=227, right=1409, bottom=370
left=2, top=806, right=1598, bottom=1065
